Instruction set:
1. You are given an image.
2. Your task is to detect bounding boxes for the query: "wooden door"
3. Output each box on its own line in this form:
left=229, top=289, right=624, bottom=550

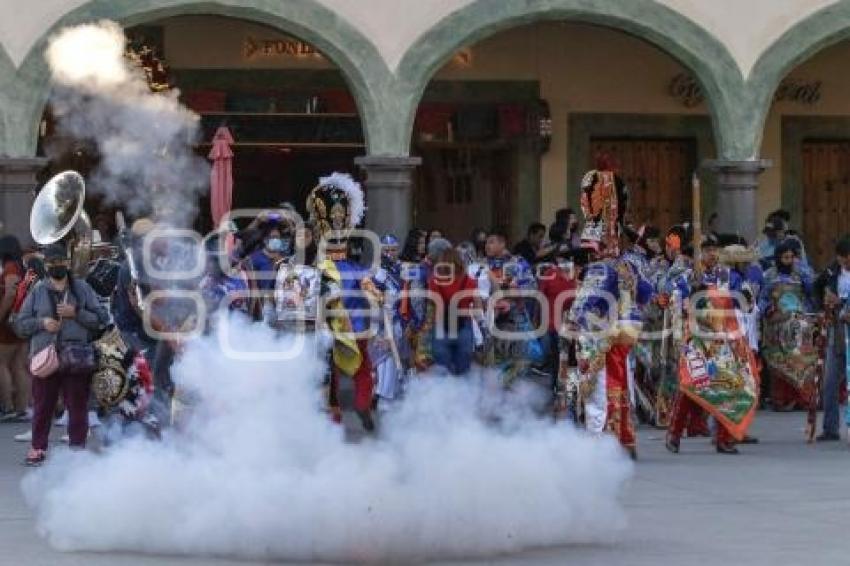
left=801, top=140, right=850, bottom=269
left=589, top=138, right=696, bottom=231
left=413, top=143, right=514, bottom=243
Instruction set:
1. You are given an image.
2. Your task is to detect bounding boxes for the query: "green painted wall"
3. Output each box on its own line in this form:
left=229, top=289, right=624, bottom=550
left=4, top=0, right=850, bottom=175
left=0, top=0, right=395, bottom=157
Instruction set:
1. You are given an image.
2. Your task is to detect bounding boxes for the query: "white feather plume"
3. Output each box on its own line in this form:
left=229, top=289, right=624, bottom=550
left=318, top=172, right=366, bottom=227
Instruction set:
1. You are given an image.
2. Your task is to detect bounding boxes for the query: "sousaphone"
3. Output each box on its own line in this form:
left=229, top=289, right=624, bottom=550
left=30, top=170, right=92, bottom=276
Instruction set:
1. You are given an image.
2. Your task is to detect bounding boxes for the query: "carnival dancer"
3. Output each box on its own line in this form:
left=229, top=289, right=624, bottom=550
left=759, top=240, right=817, bottom=414
left=273, top=229, right=321, bottom=332
left=666, top=239, right=760, bottom=455
left=369, top=234, right=406, bottom=407
left=571, top=162, right=651, bottom=456
left=621, top=226, right=661, bottom=426
left=568, top=234, right=646, bottom=458
left=722, top=241, right=764, bottom=357
left=398, top=228, right=432, bottom=372
left=481, top=228, right=538, bottom=386
left=652, top=226, right=699, bottom=430
left=308, top=173, right=377, bottom=431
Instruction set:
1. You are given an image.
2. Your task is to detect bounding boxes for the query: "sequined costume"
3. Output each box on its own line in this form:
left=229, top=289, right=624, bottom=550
left=481, top=254, right=537, bottom=386
left=306, top=173, right=376, bottom=429
left=569, top=254, right=652, bottom=453
left=759, top=264, right=818, bottom=411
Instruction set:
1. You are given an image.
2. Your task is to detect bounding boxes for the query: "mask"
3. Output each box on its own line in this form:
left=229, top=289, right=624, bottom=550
left=266, top=238, right=285, bottom=253
left=48, top=265, right=68, bottom=279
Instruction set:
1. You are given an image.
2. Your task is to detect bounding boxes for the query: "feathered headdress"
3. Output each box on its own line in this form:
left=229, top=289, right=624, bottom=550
left=306, top=172, right=366, bottom=240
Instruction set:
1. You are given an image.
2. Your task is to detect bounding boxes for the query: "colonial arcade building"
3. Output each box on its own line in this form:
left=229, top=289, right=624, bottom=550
left=1, top=0, right=850, bottom=267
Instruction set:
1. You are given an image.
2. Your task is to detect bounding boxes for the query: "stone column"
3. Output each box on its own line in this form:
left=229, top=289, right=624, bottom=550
left=355, top=155, right=421, bottom=240
left=702, top=159, right=771, bottom=243
left=0, top=157, right=47, bottom=247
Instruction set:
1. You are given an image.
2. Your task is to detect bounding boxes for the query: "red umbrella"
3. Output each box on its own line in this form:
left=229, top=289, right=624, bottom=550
left=208, top=126, right=234, bottom=226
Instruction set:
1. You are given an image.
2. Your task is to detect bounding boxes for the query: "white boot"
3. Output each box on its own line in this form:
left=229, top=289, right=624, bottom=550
left=14, top=429, right=32, bottom=442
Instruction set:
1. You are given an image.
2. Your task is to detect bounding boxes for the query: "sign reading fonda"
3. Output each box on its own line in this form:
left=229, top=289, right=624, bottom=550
left=243, top=36, right=323, bottom=60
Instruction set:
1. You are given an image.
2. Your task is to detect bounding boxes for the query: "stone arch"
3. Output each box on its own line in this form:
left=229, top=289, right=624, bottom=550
left=393, top=0, right=747, bottom=159
left=3, top=0, right=395, bottom=156
left=747, top=0, right=850, bottom=160
left=0, top=44, right=16, bottom=153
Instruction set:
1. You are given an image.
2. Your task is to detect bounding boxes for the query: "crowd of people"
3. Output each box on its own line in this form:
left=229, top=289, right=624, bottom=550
left=2, top=167, right=850, bottom=465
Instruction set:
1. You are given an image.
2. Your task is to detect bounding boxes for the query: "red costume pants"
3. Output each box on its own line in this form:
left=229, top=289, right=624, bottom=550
left=328, top=339, right=374, bottom=418
left=605, top=344, right=636, bottom=451
left=668, top=393, right=733, bottom=445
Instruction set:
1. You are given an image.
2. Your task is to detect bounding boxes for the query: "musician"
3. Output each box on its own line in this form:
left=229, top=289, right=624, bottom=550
left=814, top=237, right=850, bottom=442
left=112, top=218, right=157, bottom=355
left=15, top=243, right=109, bottom=465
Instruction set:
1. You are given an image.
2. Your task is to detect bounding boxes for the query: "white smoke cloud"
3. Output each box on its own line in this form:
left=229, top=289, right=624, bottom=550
left=22, top=318, right=632, bottom=562
left=44, top=20, right=208, bottom=226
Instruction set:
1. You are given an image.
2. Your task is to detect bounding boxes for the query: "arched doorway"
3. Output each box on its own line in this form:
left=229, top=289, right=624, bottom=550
left=408, top=21, right=718, bottom=243
left=394, top=0, right=741, bottom=243
left=37, top=14, right=367, bottom=235
left=750, top=1, right=850, bottom=268
left=9, top=0, right=393, bottom=162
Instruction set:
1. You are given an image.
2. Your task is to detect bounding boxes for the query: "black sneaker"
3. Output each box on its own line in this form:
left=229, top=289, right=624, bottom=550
left=716, top=443, right=740, bottom=455
left=665, top=434, right=680, bottom=454
left=816, top=432, right=841, bottom=442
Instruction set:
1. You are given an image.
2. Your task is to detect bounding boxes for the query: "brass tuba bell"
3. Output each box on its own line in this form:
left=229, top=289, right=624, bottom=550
left=29, top=170, right=93, bottom=276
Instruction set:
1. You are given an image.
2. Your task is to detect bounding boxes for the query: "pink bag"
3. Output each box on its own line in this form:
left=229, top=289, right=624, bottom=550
left=30, top=343, right=59, bottom=378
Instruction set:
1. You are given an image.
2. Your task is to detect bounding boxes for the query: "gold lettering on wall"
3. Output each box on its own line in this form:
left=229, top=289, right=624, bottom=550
left=669, top=73, right=822, bottom=107
left=243, top=36, right=324, bottom=60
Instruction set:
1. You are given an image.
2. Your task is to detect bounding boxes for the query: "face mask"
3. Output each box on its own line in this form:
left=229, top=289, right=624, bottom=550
left=48, top=265, right=68, bottom=279
left=266, top=238, right=285, bottom=253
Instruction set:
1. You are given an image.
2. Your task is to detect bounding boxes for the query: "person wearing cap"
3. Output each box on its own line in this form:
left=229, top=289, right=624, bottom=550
left=14, top=243, right=109, bottom=465
left=759, top=239, right=817, bottom=415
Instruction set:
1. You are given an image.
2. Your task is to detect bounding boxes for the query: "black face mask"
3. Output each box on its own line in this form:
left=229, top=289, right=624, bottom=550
left=48, top=265, right=68, bottom=280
